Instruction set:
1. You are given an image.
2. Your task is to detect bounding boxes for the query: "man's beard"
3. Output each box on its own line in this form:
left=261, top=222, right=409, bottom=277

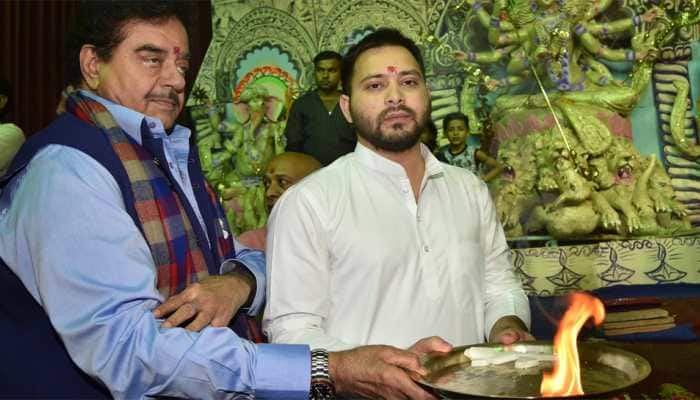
left=351, top=104, right=428, bottom=152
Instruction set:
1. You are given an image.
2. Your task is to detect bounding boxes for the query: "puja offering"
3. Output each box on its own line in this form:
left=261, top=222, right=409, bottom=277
left=416, top=293, right=651, bottom=398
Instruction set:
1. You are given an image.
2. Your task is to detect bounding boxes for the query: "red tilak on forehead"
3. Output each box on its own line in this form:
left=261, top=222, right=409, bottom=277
left=387, top=65, right=397, bottom=74
left=174, top=46, right=181, bottom=56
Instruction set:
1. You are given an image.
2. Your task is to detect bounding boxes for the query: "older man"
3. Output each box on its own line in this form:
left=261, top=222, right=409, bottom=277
left=265, top=29, right=533, bottom=351
left=0, top=4, right=447, bottom=399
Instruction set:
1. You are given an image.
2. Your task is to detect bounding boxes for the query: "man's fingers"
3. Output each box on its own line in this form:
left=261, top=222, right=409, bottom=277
left=161, top=302, right=197, bottom=328
left=499, top=330, right=518, bottom=345
left=153, top=294, right=188, bottom=318
left=185, top=311, right=213, bottom=332
left=210, top=309, right=234, bottom=328
left=390, top=368, right=437, bottom=400
left=410, top=336, right=453, bottom=355
left=384, top=348, right=426, bottom=376
left=496, top=328, right=535, bottom=344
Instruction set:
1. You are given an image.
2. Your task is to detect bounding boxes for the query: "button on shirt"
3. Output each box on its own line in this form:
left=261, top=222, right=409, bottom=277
left=264, top=142, right=530, bottom=351
left=0, top=92, right=310, bottom=398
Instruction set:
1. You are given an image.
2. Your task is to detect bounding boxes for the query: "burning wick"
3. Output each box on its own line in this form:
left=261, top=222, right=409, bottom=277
left=540, top=292, right=605, bottom=397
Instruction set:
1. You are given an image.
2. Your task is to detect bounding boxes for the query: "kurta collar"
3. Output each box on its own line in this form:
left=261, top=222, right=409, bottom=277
left=353, top=141, right=445, bottom=179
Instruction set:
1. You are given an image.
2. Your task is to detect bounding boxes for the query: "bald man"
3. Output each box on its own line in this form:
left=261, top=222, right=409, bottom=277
left=264, top=152, right=322, bottom=211
left=238, top=152, right=321, bottom=250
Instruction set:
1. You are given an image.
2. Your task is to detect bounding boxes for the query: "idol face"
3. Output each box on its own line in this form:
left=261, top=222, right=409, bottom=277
left=339, top=45, right=430, bottom=152
left=91, top=18, right=189, bottom=130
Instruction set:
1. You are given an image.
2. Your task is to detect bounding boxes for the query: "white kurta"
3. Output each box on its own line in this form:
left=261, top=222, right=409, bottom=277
left=264, top=142, right=530, bottom=350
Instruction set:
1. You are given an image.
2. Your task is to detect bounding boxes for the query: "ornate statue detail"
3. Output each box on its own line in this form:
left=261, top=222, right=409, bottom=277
left=186, top=0, right=699, bottom=239
left=427, top=0, right=698, bottom=238
left=197, top=83, right=286, bottom=234
left=490, top=124, right=691, bottom=238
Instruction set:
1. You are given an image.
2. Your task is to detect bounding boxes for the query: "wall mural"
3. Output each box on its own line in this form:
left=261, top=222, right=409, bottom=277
left=188, top=0, right=700, bottom=247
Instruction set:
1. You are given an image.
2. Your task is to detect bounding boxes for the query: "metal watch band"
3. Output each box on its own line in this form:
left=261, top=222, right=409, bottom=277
left=309, top=348, right=335, bottom=400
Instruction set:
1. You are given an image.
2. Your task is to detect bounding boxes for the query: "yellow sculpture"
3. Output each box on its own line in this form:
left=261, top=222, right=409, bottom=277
left=441, top=0, right=696, bottom=238
left=200, top=83, right=286, bottom=234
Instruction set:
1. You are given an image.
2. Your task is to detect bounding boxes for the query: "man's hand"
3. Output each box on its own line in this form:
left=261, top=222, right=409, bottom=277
left=488, top=315, right=535, bottom=344
left=408, top=336, right=453, bottom=356
left=329, top=345, right=437, bottom=400
left=153, top=270, right=254, bottom=331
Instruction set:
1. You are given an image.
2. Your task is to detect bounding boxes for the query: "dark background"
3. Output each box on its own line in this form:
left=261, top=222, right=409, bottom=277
left=0, top=0, right=213, bottom=136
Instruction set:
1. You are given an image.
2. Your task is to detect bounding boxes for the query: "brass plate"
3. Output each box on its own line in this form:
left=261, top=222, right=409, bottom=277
left=417, top=341, right=651, bottom=399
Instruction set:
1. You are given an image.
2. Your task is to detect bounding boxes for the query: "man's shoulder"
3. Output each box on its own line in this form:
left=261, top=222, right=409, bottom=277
left=440, top=160, right=486, bottom=189
left=286, top=153, right=353, bottom=194
left=39, top=113, right=99, bottom=137
left=306, top=152, right=352, bottom=180
left=273, top=155, right=355, bottom=223
left=3, top=114, right=103, bottom=178
left=296, top=90, right=319, bottom=103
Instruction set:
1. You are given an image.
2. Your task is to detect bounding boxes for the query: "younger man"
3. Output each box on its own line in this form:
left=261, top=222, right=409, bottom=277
left=265, top=29, right=532, bottom=352
left=284, top=51, right=356, bottom=165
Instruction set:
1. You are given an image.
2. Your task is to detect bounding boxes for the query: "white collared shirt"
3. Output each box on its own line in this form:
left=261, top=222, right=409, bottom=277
left=264, top=142, right=530, bottom=350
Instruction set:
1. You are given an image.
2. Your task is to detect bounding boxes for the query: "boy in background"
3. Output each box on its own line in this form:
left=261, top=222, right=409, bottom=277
left=436, top=112, right=504, bottom=182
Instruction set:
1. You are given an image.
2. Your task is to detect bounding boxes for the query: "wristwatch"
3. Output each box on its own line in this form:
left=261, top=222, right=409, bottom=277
left=309, top=348, right=335, bottom=400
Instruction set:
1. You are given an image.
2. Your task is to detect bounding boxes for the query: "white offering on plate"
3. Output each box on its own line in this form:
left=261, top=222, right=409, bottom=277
left=464, top=346, right=554, bottom=367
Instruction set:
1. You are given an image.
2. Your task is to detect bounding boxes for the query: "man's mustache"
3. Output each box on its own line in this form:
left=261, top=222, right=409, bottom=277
left=146, top=91, right=180, bottom=107
left=377, top=105, right=416, bottom=123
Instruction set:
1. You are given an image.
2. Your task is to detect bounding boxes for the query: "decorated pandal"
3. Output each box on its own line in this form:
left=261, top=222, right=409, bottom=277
left=185, top=0, right=700, bottom=395
left=190, top=0, right=700, bottom=293
left=429, top=0, right=700, bottom=296
left=190, top=0, right=700, bottom=244
left=442, top=0, right=699, bottom=240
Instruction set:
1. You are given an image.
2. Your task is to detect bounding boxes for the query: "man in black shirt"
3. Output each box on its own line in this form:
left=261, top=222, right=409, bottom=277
left=284, top=51, right=356, bottom=165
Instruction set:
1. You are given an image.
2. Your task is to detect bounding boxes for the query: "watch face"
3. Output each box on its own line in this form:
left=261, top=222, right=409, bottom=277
left=309, top=382, right=335, bottom=400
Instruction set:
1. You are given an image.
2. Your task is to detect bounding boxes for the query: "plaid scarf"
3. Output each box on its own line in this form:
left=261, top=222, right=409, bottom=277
left=65, top=92, right=218, bottom=297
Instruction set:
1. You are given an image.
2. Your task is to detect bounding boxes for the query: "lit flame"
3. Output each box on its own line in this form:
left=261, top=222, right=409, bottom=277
left=540, top=292, right=605, bottom=397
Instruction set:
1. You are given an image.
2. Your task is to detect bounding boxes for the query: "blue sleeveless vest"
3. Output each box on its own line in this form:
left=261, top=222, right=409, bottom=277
left=0, top=114, right=246, bottom=397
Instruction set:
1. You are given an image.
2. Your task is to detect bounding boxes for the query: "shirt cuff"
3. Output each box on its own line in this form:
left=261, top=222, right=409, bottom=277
left=254, top=343, right=311, bottom=399
left=221, top=249, right=266, bottom=316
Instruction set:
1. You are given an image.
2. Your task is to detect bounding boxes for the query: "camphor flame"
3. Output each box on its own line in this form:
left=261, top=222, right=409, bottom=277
left=540, top=292, right=605, bottom=397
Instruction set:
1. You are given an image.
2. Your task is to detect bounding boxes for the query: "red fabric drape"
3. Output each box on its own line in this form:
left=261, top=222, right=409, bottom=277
left=0, top=0, right=212, bottom=136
